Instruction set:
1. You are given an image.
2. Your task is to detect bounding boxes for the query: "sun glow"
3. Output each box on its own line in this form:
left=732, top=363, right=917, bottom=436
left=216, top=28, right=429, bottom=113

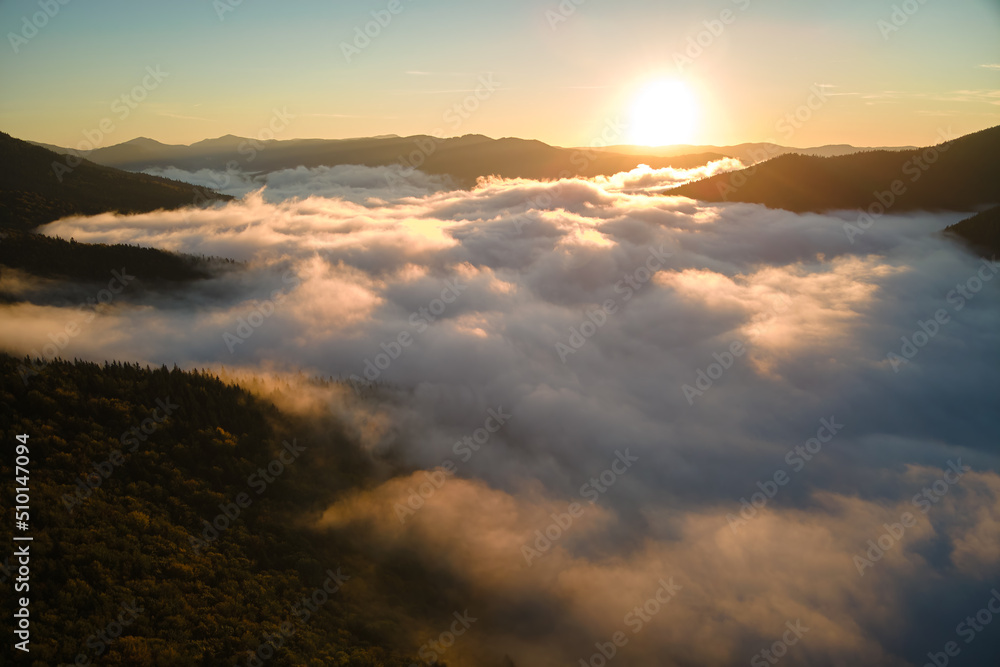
left=628, top=80, right=698, bottom=146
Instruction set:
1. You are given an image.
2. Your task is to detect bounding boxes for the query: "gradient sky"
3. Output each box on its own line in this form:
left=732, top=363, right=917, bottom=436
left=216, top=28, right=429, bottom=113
left=1, top=0, right=998, bottom=149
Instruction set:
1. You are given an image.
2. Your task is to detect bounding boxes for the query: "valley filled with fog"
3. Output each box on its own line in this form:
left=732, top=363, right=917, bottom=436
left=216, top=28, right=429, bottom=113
left=4, top=161, right=998, bottom=666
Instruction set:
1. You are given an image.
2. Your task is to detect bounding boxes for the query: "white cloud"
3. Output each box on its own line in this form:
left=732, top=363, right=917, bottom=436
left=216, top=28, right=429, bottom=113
left=4, top=165, right=999, bottom=666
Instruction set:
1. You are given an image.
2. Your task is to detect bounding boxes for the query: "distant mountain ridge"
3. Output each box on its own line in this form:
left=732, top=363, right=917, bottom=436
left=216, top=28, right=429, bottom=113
left=13, top=126, right=1000, bottom=257
left=35, top=134, right=728, bottom=187
left=595, top=142, right=918, bottom=163
left=668, top=125, right=1000, bottom=214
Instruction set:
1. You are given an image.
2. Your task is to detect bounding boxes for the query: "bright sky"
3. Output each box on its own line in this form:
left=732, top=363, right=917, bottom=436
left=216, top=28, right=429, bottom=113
left=1, top=0, right=998, bottom=149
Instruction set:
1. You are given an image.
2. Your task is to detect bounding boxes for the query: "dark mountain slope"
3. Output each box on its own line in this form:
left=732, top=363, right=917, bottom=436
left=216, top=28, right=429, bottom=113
left=0, top=354, right=454, bottom=665
left=0, top=131, right=232, bottom=232
left=668, top=125, right=1000, bottom=214
left=945, top=205, right=1000, bottom=256
left=0, top=229, right=228, bottom=284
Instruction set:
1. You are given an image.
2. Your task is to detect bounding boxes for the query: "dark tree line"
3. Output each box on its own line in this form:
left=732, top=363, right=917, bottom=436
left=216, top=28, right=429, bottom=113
left=0, top=354, right=453, bottom=666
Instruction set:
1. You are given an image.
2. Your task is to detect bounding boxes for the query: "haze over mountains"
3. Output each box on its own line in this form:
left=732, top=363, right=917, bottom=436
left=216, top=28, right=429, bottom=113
left=5, top=120, right=1000, bottom=665
left=0, top=132, right=234, bottom=290
left=8, top=126, right=999, bottom=255
left=669, top=125, right=1000, bottom=213
left=5, top=0, right=999, bottom=661
left=3, top=119, right=1000, bottom=665
left=665, top=124, right=1000, bottom=253
left=32, top=133, right=727, bottom=188
left=33, top=133, right=929, bottom=188
left=595, top=141, right=919, bottom=162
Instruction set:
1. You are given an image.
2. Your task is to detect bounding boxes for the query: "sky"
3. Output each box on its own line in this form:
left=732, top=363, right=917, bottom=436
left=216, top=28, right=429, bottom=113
left=1, top=0, right=999, bottom=152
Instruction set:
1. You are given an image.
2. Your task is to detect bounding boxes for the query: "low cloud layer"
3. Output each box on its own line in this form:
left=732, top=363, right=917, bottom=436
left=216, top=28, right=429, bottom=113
left=144, top=157, right=744, bottom=204
left=3, top=164, right=999, bottom=666
left=144, top=163, right=458, bottom=203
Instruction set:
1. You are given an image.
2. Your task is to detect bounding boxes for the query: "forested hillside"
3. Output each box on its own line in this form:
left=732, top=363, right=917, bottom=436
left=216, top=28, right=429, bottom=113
left=944, top=205, right=1000, bottom=255
left=0, top=131, right=232, bottom=233
left=0, top=354, right=448, bottom=666
left=0, top=230, right=234, bottom=284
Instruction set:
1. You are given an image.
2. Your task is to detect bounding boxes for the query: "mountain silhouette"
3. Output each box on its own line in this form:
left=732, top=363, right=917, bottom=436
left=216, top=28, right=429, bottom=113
left=1, top=131, right=232, bottom=232
left=945, top=205, right=1000, bottom=255
left=40, top=134, right=728, bottom=187
left=595, top=142, right=916, bottom=162
left=668, top=125, right=1000, bottom=214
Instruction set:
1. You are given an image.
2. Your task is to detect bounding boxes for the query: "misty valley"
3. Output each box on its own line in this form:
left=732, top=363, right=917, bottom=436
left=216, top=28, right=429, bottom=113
left=2, top=3, right=1000, bottom=663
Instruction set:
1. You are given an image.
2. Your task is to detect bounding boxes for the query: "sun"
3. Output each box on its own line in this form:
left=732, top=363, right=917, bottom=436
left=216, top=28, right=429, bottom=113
left=628, top=80, right=698, bottom=147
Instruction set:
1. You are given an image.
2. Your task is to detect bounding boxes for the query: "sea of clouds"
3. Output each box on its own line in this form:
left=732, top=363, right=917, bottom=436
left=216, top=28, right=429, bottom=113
left=2, top=161, right=998, bottom=666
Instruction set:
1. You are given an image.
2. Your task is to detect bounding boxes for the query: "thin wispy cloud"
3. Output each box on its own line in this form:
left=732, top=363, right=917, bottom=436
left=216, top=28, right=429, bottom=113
left=860, top=89, right=1000, bottom=103
left=405, top=70, right=470, bottom=76
left=299, top=113, right=398, bottom=119
left=156, top=111, right=212, bottom=121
